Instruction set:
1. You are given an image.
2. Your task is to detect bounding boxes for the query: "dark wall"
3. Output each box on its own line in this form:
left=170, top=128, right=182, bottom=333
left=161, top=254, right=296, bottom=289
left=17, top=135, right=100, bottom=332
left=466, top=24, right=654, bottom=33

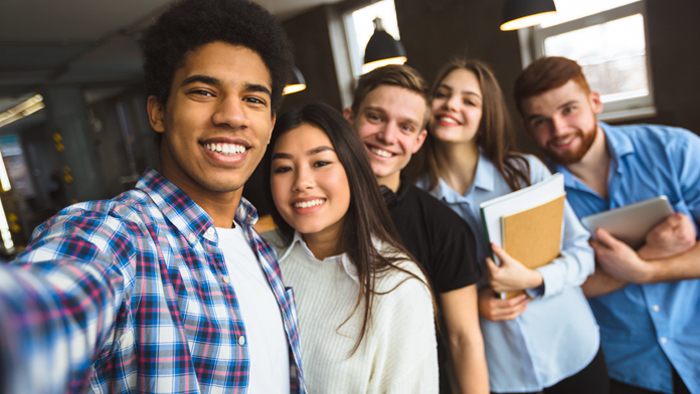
left=644, top=0, right=700, bottom=133
left=394, top=0, right=540, bottom=154
left=278, top=0, right=700, bottom=159
left=280, top=5, right=343, bottom=114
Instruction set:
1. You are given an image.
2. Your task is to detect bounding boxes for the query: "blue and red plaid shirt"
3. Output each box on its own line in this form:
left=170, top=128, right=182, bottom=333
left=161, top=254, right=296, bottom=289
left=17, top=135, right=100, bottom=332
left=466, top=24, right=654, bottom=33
left=0, top=168, right=305, bottom=394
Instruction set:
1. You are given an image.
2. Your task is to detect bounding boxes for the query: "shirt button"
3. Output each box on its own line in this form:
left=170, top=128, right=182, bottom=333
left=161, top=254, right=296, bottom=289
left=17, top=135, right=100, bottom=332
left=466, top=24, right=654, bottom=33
left=223, top=275, right=231, bottom=284
left=238, top=335, right=246, bottom=346
left=652, top=305, right=660, bottom=312
left=206, top=227, right=215, bottom=236
left=187, top=234, right=197, bottom=243
left=660, top=337, right=668, bottom=344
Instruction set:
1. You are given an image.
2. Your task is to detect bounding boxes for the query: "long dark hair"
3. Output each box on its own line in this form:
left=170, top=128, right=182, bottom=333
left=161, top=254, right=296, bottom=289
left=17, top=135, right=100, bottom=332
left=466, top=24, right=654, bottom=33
left=420, top=59, right=531, bottom=192
left=264, top=102, right=432, bottom=354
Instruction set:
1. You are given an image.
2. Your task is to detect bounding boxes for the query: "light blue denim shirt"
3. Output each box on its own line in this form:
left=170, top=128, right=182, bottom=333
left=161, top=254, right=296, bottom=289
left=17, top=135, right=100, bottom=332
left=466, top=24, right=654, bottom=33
left=418, top=153, right=599, bottom=393
left=549, top=122, right=700, bottom=394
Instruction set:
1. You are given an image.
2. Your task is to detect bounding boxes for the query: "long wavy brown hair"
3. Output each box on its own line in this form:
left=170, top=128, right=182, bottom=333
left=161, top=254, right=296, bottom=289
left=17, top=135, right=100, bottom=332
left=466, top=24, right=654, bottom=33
left=418, top=59, right=531, bottom=192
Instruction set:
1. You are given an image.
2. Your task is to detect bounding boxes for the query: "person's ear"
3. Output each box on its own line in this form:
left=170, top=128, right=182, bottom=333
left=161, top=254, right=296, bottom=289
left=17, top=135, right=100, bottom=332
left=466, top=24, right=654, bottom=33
left=343, top=107, right=355, bottom=123
left=147, top=96, right=166, bottom=133
left=590, top=91, right=604, bottom=114
left=412, top=129, right=428, bottom=153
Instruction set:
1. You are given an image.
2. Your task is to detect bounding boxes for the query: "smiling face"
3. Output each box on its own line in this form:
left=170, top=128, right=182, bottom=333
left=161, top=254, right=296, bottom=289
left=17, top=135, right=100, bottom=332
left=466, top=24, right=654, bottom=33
left=431, top=68, right=483, bottom=146
left=520, top=79, right=602, bottom=165
left=270, top=123, right=351, bottom=244
left=148, top=41, right=275, bottom=209
left=345, top=85, right=428, bottom=190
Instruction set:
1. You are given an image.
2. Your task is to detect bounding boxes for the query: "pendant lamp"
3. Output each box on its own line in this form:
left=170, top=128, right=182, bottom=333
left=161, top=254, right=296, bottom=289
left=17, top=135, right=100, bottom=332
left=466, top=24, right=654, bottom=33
left=362, top=18, right=407, bottom=74
left=283, top=67, right=306, bottom=95
left=500, top=0, right=557, bottom=31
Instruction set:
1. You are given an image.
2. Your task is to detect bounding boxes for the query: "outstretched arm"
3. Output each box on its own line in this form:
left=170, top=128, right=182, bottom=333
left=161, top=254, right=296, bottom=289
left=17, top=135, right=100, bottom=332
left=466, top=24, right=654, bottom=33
left=440, top=285, right=489, bottom=394
left=0, top=258, right=121, bottom=394
left=0, top=211, right=134, bottom=394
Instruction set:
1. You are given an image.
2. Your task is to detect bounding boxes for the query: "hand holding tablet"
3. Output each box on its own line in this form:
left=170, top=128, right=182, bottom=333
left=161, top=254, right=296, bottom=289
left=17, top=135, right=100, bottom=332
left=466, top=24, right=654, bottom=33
left=581, top=196, right=674, bottom=249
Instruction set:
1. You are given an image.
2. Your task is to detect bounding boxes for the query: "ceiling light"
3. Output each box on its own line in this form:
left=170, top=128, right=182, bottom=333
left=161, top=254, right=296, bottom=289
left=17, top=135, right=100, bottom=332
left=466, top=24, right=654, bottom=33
left=500, top=0, right=557, bottom=31
left=0, top=94, right=45, bottom=129
left=362, top=18, right=407, bottom=74
left=283, top=67, right=307, bottom=95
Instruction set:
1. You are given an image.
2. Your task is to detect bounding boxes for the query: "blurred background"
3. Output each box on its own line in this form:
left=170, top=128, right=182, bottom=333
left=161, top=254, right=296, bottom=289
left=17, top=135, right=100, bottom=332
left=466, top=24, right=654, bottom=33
left=0, top=0, right=698, bottom=256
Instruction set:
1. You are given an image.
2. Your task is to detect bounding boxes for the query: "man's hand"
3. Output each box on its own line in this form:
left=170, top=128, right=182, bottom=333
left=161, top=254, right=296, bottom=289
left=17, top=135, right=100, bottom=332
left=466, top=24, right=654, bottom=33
left=486, top=243, right=544, bottom=293
left=591, top=228, right=653, bottom=283
left=639, top=212, right=697, bottom=260
left=477, top=287, right=529, bottom=321
left=581, top=267, right=629, bottom=298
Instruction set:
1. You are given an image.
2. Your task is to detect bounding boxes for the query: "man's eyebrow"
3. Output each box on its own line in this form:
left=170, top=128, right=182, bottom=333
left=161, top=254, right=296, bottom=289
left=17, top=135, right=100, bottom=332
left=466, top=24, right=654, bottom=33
left=245, top=83, right=271, bottom=96
left=362, top=106, right=386, bottom=114
left=558, top=100, right=578, bottom=110
left=181, top=75, right=220, bottom=87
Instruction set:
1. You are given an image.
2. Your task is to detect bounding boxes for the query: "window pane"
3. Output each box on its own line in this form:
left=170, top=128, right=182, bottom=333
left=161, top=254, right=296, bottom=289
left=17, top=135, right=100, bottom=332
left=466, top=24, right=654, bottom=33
left=540, top=0, right=641, bottom=28
left=544, top=14, right=648, bottom=102
left=351, top=0, right=400, bottom=61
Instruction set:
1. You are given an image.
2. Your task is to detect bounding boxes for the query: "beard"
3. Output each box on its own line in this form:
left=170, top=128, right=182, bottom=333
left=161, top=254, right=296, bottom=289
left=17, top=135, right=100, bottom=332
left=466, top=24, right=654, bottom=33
left=545, top=124, right=597, bottom=165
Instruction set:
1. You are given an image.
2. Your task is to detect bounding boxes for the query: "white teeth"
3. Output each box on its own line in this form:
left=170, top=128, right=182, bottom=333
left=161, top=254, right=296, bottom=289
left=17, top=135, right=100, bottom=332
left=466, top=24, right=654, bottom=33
left=370, top=147, right=392, bottom=158
left=437, top=116, right=460, bottom=125
left=294, top=199, right=325, bottom=208
left=205, top=143, right=246, bottom=155
left=553, top=135, right=575, bottom=146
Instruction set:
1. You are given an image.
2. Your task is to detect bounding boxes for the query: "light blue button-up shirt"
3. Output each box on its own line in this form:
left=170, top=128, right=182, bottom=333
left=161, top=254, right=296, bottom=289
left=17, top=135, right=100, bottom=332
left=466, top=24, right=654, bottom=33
left=418, top=153, right=599, bottom=393
left=549, top=122, right=700, bottom=394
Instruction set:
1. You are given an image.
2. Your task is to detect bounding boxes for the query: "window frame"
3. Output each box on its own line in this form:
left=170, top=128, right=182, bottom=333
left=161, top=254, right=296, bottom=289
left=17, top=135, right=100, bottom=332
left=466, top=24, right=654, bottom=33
left=519, top=1, right=656, bottom=122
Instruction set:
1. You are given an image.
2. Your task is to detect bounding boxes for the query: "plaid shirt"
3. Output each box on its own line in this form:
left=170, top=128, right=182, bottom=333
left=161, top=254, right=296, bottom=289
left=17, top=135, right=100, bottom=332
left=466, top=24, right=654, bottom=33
left=0, top=168, right=305, bottom=394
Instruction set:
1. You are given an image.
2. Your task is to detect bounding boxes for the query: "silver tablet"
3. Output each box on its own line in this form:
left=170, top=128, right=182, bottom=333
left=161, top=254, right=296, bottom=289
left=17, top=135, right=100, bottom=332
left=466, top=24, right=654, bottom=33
left=581, top=195, right=674, bottom=249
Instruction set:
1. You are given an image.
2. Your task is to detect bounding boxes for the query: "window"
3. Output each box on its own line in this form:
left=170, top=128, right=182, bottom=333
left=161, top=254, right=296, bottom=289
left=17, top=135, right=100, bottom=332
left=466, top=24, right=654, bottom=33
left=519, top=0, right=654, bottom=121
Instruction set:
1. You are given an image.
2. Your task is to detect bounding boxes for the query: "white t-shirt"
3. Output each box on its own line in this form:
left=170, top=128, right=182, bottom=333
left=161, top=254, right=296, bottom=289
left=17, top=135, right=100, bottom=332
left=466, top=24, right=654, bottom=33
left=217, top=226, right=290, bottom=394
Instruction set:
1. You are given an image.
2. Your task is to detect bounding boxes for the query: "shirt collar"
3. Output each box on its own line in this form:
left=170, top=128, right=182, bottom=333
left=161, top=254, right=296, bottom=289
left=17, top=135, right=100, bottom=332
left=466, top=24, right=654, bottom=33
left=600, top=121, right=634, bottom=160
left=432, top=150, right=495, bottom=204
left=135, top=168, right=259, bottom=246
left=277, top=231, right=387, bottom=286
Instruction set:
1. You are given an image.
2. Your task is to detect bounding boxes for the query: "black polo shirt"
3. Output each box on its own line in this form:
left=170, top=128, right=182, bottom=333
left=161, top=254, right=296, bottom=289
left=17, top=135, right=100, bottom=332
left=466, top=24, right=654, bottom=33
left=385, top=181, right=481, bottom=292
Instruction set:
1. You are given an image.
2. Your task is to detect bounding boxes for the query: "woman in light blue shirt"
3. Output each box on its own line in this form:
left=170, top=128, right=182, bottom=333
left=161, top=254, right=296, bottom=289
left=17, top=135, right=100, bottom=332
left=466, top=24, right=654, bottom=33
left=415, top=59, right=608, bottom=393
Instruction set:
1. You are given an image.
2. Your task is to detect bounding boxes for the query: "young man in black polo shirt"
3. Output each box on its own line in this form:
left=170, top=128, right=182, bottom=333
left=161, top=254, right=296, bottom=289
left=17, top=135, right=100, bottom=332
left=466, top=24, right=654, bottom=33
left=344, top=65, right=488, bottom=394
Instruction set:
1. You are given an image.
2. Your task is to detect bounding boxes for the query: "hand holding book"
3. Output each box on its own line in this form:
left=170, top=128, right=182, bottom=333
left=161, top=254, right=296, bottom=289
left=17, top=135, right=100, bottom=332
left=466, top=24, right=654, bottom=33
left=485, top=243, right=544, bottom=294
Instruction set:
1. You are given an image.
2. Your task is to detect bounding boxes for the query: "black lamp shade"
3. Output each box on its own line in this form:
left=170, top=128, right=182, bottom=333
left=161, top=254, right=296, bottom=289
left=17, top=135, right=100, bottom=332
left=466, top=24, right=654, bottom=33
left=501, top=0, right=556, bottom=31
left=364, top=30, right=406, bottom=65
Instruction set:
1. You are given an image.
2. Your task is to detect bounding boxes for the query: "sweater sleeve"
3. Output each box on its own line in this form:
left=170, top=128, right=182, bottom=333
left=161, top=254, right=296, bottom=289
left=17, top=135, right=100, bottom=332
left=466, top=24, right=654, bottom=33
left=369, top=263, right=439, bottom=393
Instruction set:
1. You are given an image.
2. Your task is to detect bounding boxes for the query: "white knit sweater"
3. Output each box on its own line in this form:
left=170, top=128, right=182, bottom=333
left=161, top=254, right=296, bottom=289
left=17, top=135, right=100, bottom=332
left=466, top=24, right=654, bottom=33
left=264, top=231, right=439, bottom=394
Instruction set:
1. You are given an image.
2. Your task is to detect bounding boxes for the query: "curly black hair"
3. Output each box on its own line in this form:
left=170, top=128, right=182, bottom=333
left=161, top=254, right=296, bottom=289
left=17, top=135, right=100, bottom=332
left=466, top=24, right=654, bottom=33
left=140, top=0, right=293, bottom=114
